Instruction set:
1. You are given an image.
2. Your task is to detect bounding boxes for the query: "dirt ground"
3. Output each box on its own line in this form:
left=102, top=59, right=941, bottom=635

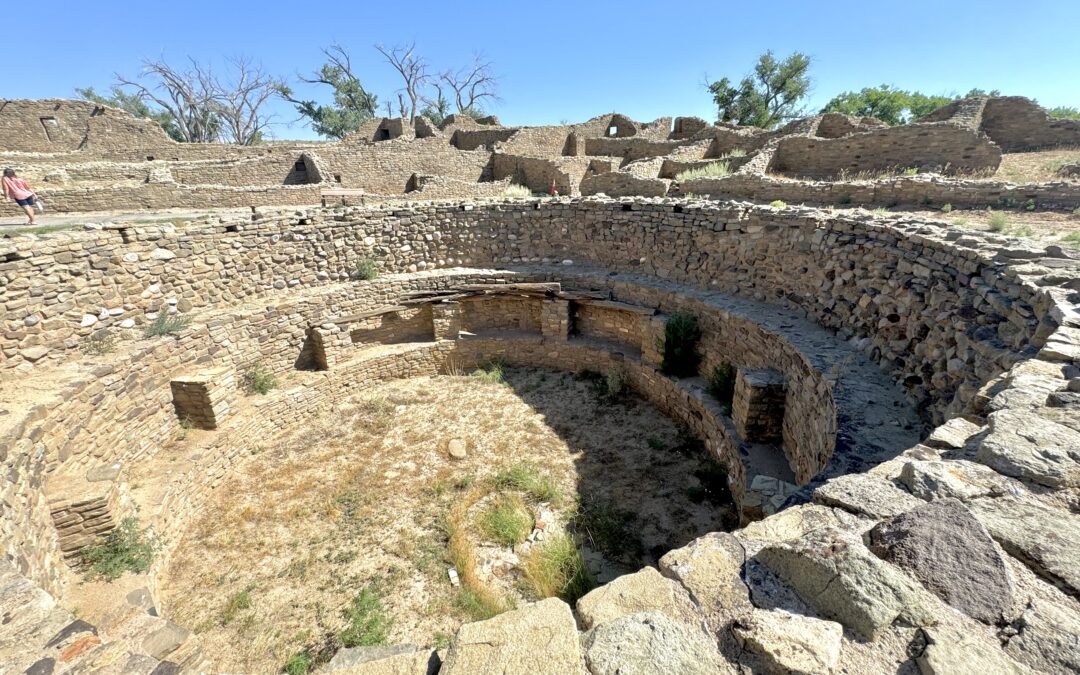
left=854, top=206, right=1080, bottom=248
left=156, top=368, right=735, bottom=673
left=991, top=147, right=1080, bottom=184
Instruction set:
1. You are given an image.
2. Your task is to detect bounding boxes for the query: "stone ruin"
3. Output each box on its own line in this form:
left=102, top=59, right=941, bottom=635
left=0, top=95, right=1079, bottom=674
left=2, top=95, right=1080, bottom=216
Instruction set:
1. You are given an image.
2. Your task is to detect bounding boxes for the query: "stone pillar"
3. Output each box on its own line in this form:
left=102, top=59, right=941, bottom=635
left=310, top=324, right=350, bottom=369
left=432, top=301, right=462, bottom=341
left=540, top=299, right=571, bottom=341
left=732, top=368, right=786, bottom=443
left=170, top=367, right=238, bottom=430
left=641, top=316, right=666, bottom=368
left=48, top=467, right=122, bottom=567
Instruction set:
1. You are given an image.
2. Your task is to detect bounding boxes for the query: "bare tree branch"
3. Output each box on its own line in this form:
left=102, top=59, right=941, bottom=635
left=215, top=56, right=284, bottom=144
left=375, top=42, right=429, bottom=122
left=440, top=54, right=499, bottom=114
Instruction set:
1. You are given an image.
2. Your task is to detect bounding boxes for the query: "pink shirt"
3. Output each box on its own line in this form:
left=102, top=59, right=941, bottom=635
left=3, top=176, right=32, bottom=200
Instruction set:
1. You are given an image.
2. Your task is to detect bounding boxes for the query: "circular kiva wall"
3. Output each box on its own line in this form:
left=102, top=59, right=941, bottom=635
left=2, top=197, right=1078, bottom=673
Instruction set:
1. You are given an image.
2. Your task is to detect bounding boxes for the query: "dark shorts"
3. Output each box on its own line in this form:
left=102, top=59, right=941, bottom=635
left=15, top=196, right=34, bottom=207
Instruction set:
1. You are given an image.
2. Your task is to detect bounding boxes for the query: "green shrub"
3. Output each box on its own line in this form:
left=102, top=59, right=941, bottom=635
left=1072, top=207, right=1080, bottom=219
left=339, top=586, right=391, bottom=648
left=768, top=200, right=786, bottom=208
left=987, top=209, right=1009, bottom=232
left=493, top=464, right=561, bottom=504
left=469, top=362, right=506, bottom=385
left=951, top=216, right=969, bottom=227
left=479, top=495, right=533, bottom=547
left=284, top=652, right=313, bottom=675
left=521, top=533, right=595, bottom=604
left=80, top=517, right=160, bottom=581
left=143, top=312, right=190, bottom=338
left=1023, top=198, right=1037, bottom=211
left=602, top=369, right=628, bottom=401
left=902, top=167, right=919, bottom=176
left=941, top=203, right=953, bottom=213
left=872, top=207, right=888, bottom=216
left=708, top=363, right=736, bottom=412
left=661, top=312, right=701, bottom=378
left=353, top=257, right=378, bottom=281
left=503, top=184, right=533, bottom=199
left=221, top=588, right=253, bottom=625
left=244, top=362, right=279, bottom=395
left=1062, top=231, right=1080, bottom=243
left=674, top=161, right=730, bottom=181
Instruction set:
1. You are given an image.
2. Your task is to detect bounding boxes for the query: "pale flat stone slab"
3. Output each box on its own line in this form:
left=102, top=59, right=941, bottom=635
left=583, top=611, right=735, bottom=675
left=733, top=608, right=843, bottom=675
left=576, top=566, right=698, bottom=630
left=976, top=409, right=1080, bottom=487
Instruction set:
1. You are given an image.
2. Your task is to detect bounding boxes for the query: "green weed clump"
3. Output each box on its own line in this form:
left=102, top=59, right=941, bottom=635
left=941, top=203, right=953, bottom=213
left=493, top=464, right=561, bottom=504
left=469, top=361, right=506, bottom=385
left=674, top=161, right=730, bottom=181
left=521, top=533, right=595, bottom=604
left=769, top=200, right=787, bottom=208
left=80, top=517, right=160, bottom=581
left=479, top=495, right=534, bottom=547
left=353, top=257, right=378, bottom=281
left=284, top=652, right=313, bottom=675
left=143, top=312, right=190, bottom=338
left=987, top=209, right=1009, bottom=232
left=708, top=363, right=736, bottom=413
left=503, top=184, right=533, bottom=198
left=338, top=586, right=391, bottom=648
left=243, top=362, right=279, bottom=395
left=661, top=312, right=701, bottom=378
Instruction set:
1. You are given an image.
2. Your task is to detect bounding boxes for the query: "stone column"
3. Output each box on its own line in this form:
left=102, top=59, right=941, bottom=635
left=732, top=368, right=786, bottom=443
left=641, top=316, right=667, bottom=368
left=540, top=299, right=571, bottom=341
left=170, top=367, right=238, bottom=430
left=431, top=301, right=462, bottom=341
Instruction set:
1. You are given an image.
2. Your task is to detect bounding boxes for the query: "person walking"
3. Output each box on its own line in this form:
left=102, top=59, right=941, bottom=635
left=2, top=168, right=38, bottom=225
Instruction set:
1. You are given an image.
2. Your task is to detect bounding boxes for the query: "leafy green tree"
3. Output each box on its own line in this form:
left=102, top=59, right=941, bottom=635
left=278, top=45, right=378, bottom=139
left=706, top=51, right=812, bottom=128
left=76, top=86, right=184, bottom=141
left=822, top=86, right=1002, bottom=125
left=1048, top=106, right=1080, bottom=120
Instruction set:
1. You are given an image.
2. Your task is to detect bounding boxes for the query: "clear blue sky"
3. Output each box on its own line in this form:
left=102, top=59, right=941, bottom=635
left=8, top=0, right=1079, bottom=140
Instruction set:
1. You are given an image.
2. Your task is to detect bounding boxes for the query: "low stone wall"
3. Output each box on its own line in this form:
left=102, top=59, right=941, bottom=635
left=980, top=97, right=1080, bottom=151
left=767, top=123, right=1001, bottom=178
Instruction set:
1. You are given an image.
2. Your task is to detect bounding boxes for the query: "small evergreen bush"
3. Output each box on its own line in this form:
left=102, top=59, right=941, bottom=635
left=661, top=312, right=701, bottom=377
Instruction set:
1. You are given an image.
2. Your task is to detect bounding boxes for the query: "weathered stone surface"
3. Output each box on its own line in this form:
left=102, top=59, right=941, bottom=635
left=658, top=532, right=751, bottom=615
left=440, top=598, right=584, bottom=675
left=736, top=504, right=855, bottom=552
left=868, top=499, right=1012, bottom=623
left=968, top=497, right=1080, bottom=597
left=733, top=608, right=842, bottom=675
left=583, top=611, right=735, bottom=675
left=756, top=527, right=939, bottom=640
left=576, top=566, right=698, bottom=630
left=917, top=626, right=1031, bottom=675
left=1004, top=600, right=1080, bottom=673
left=446, top=438, right=467, bottom=460
left=923, top=417, right=983, bottom=449
left=898, top=459, right=1018, bottom=501
left=976, top=409, right=1080, bottom=487
left=140, top=620, right=190, bottom=660
left=328, top=647, right=439, bottom=675
left=812, top=473, right=923, bottom=518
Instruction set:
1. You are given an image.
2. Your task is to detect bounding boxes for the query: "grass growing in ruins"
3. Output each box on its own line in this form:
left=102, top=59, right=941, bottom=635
left=479, top=495, right=534, bottom=547
left=143, top=312, right=190, bottom=338
left=353, top=257, right=378, bottom=281
left=284, top=652, right=313, bottom=675
left=521, top=533, right=595, bottom=604
left=769, top=200, right=787, bottom=208
left=660, top=311, right=702, bottom=378
left=571, top=496, right=641, bottom=563
left=220, top=588, right=253, bottom=625
left=80, top=517, right=160, bottom=581
left=987, top=210, right=1010, bottom=232
left=446, top=487, right=512, bottom=621
left=708, top=363, right=736, bottom=414
left=503, top=184, right=533, bottom=198
left=674, top=161, right=730, bottom=182
left=469, top=362, right=507, bottom=385
left=338, top=586, right=392, bottom=647
left=493, top=463, right=561, bottom=504
left=1063, top=232, right=1080, bottom=244
left=243, top=362, right=279, bottom=395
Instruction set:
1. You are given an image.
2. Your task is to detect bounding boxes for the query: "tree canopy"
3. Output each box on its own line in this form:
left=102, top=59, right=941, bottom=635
left=76, top=86, right=184, bottom=142
left=821, top=85, right=1002, bottom=125
left=706, top=51, right=812, bottom=128
left=276, top=45, right=379, bottom=140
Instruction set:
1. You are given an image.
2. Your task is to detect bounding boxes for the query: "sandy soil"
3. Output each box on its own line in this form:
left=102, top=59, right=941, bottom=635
left=856, top=206, right=1080, bottom=248
left=157, top=368, right=735, bottom=673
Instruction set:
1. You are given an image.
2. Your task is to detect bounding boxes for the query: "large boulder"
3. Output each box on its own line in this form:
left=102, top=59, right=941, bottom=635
left=812, top=474, right=924, bottom=518
left=917, top=626, right=1031, bottom=675
left=868, top=499, right=1013, bottom=623
left=756, top=527, right=939, bottom=640
left=575, top=567, right=698, bottom=630
left=968, top=497, right=1080, bottom=597
left=582, top=611, right=735, bottom=675
left=658, top=532, right=751, bottom=615
left=733, top=608, right=843, bottom=674
left=440, top=598, right=584, bottom=675
left=976, top=409, right=1080, bottom=487
left=1004, top=600, right=1080, bottom=673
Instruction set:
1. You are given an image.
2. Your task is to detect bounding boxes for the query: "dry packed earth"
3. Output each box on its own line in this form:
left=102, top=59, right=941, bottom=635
left=157, top=368, right=733, bottom=673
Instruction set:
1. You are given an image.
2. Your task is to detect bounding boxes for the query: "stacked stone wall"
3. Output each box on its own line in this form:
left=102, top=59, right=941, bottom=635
left=980, top=97, right=1080, bottom=151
